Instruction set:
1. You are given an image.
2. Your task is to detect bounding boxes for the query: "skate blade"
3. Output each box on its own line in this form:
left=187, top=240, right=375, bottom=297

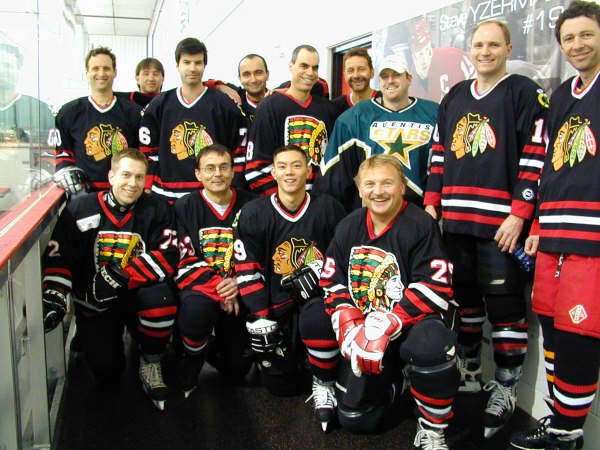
left=152, top=399, right=165, bottom=411
left=320, top=421, right=329, bottom=432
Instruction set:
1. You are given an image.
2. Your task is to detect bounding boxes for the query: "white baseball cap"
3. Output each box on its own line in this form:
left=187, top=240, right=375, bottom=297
left=378, top=54, right=410, bottom=76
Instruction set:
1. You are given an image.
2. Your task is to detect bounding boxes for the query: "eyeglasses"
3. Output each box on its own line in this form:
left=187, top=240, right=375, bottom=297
left=200, top=163, right=232, bottom=175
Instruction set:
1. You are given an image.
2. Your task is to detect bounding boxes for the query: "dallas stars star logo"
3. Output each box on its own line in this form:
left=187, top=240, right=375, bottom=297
left=369, top=120, right=434, bottom=169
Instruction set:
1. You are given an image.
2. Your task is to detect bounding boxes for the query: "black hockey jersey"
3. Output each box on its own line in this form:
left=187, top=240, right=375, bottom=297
left=54, top=96, right=141, bottom=190
left=245, top=91, right=339, bottom=195
left=424, top=74, right=547, bottom=239
left=116, top=91, right=159, bottom=109
left=534, top=73, right=600, bottom=257
left=42, top=191, right=178, bottom=300
left=235, top=192, right=346, bottom=317
left=331, top=90, right=380, bottom=115
left=139, top=87, right=245, bottom=200
left=174, top=188, right=257, bottom=299
left=321, top=202, right=454, bottom=328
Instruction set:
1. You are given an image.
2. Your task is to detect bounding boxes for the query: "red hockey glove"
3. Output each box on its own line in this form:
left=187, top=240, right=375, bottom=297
left=331, top=304, right=365, bottom=359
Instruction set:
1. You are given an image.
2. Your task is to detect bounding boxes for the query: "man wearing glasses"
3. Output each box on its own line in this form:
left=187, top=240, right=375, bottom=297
left=173, top=144, right=257, bottom=397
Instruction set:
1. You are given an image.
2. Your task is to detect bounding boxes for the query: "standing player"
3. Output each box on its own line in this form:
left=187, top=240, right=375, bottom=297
left=331, top=48, right=379, bottom=115
left=316, top=54, right=437, bottom=211
left=53, top=47, right=141, bottom=194
left=301, top=155, right=459, bottom=444
left=41, top=148, right=178, bottom=410
left=407, top=16, right=475, bottom=103
left=117, top=57, right=165, bottom=109
left=245, top=45, right=339, bottom=196
left=139, top=38, right=245, bottom=201
left=424, top=20, right=548, bottom=438
left=509, top=2, right=600, bottom=448
left=235, top=145, right=346, bottom=396
left=174, top=144, right=257, bottom=397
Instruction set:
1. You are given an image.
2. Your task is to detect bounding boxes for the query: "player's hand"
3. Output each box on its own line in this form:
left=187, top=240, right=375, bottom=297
left=246, top=317, right=285, bottom=355
left=424, top=205, right=439, bottom=220
left=53, top=166, right=88, bottom=195
left=524, top=235, right=539, bottom=256
left=494, top=214, right=525, bottom=253
left=215, top=84, right=242, bottom=105
left=217, top=277, right=239, bottom=315
left=87, top=264, right=129, bottom=311
left=43, top=289, right=67, bottom=332
left=280, top=261, right=322, bottom=303
left=331, top=304, right=365, bottom=357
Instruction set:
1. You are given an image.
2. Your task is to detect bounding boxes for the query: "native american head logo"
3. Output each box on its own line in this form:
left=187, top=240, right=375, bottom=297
left=552, top=116, right=597, bottom=171
left=284, top=115, right=328, bottom=165
left=170, top=120, right=214, bottom=160
left=272, top=237, right=324, bottom=277
left=199, top=227, right=235, bottom=276
left=95, top=231, right=145, bottom=269
left=450, top=113, right=497, bottom=159
left=84, top=124, right=128, bottom=161
left=348, top=246, right=404, bottom=313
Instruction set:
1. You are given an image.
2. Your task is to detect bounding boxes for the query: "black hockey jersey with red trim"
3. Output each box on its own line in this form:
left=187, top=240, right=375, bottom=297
left=174, top=188, right=257, bottom=299
left=42, top=191, right=178, bottom=299
left=424, top=74, right=547, bottom=239
left=139, top=87, right=245, bottom=199
left=331, top=90, right=380, bottom=115
left=116, top=91, right=159, bottom=109
left=245, top=92, right=339, bottom=195
left=234, top=192, right=346, bottom=317
left=321, top=202, right=454, bottom=328
left=535, top=73, right=600, bottom=256
left=54, top=96, right=141, bottom=190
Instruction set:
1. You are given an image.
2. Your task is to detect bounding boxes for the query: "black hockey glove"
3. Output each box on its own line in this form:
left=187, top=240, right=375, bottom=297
left=280, top=261, right=322, bottom=303
left=86, top=264, right=129, bottom=312
left=246, top=317, right=286, bottom=356
left=53, top=166, right=88, bottom=195
left=42, top=289, right=67, bottom=332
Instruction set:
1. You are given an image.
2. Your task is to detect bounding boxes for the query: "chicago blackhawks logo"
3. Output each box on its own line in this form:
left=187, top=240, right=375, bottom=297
left=84, top=124, right=128, bottom=161
left=284, top=115, right=328, bottom=165
left=95, top=231, right=145, bottom=269
left=200, top=227, right=235, bottom=276
left=369, top=121, right=434, bottom=168
left=552, top=116, right=597, bottom=171
left=170, top=121, right=214, bottom=160
left=451, top=112, right=497, bottom=159
left=348, top=246, right=404, bottom=313
left=272, top=237, right=324, bottom=276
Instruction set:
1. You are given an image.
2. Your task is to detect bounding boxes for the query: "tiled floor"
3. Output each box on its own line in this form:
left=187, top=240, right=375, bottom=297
left=54, top=342, right=534, bottom=450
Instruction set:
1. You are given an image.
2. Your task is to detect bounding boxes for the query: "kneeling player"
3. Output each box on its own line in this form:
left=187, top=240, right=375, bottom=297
left=300, top=154, right=460, bottom=445
left=42, top=148, right=178, bottom=410
left=234, top=145, right=346, bottom=396
left=174, top=144, right=257, bottom=397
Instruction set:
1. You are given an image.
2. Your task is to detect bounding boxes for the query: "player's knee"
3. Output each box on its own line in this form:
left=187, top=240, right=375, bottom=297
left=486, top=294, right=526, bottom=324
left=177, top=292, right=219, bottom=339
left=399, top=316, right=457, bottom=367
left=298, top=297, right=334, bottom=341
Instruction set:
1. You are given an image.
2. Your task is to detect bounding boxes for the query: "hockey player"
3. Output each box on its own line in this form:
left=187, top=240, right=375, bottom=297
left=174, top=144, right=257, bottom=397
left=407, top=16, right=475, bottom=103
left=53, top=47, right=141, bottom=195
left=301, top=154, right=459, bottom=443
left=116, top=57, right=165, bottom=109
left=245, top=45, right=339, bottom=196
left=235, top=144, right=346, bottom=396
left=423, top=20, right=548, bottom=438
left=315, top=53, right=438, bottom=211
left=331, top=48, right=379, bottom=115
left=41, top=148, right=178, bottom=410
left=509, top=2, right=600, bottom=449
left=139, top=38, right=245, bottom=201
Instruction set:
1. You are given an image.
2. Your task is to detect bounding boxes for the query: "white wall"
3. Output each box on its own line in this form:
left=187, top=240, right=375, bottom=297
left=151, top=0, right=458, bottom=90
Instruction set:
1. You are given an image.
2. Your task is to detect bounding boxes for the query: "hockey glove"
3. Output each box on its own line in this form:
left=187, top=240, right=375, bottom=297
left=42, top=289, right=68, bottom=332
left=331, top=304, right=365, bottom=359
left=348, top=310, right=403, bottom=376
left=280, top=260, right=322, bottom=303
left=87, top=264, right=129, bottom=311
left=53, top=166, right=88, bottom=195
left=246, top=317, right=286, bottom=356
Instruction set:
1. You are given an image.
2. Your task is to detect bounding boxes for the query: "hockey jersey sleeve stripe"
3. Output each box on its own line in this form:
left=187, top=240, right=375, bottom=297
left=511, top=200, right=534, bottom=218
left=539, top=200, right=600, bottom=211
left=539, top=228, right=600, bottom=242
left=424, top=192, right=442, bottom=206
left=236, top=261, right=264, bottom=272
left=522, top=144, right=546, bottom=156
left=517, top=171, right=539, bottom=181
left=240, top=283, right=263, bottom=296
left=519, top=158, right=545, bottom=169
left=441, top=198, right=511, bottom=213
left=236, top=272, right=265, bottom=284
left=408, top=282, right=451, bottom=311
left=429, top=166, right=443, bottom=175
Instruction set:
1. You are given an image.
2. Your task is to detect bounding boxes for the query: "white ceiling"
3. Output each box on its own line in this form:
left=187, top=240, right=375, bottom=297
left=74, top=0, right=159, bottom=37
